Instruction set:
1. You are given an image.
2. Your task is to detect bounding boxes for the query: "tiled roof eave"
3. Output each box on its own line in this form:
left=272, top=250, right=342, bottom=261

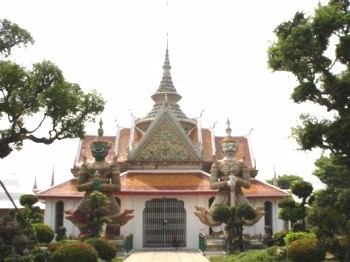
left=119, top=190, right=216, bottom=195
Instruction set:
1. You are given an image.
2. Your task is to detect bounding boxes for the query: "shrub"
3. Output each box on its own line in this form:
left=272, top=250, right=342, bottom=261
left=284, top=231, right=316, bottom=245
left=32, top=223, right=55, bottom=244
left=30, top=246, right=49, bottom=262
left=271, top=231, right=288, bottom=246
left=212, top=205, right=233, bottom=222
left=51, top=242, right=98, bottom=262
left=48, top=241, right=70, bottom=253
left=287, top=238, right=325, bottom=262
left=4, top=254, right=32, bottom=262
left=19, top=194, right=38, bottom=207
left=85, top=237, right=117, bottom=261
left=222, top=248, right=286, bottom=262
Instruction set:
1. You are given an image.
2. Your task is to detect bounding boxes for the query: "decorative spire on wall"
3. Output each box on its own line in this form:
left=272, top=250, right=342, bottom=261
left=33, top=176, right=39, bottom=194
left=50, top=166, right=55, bottom=187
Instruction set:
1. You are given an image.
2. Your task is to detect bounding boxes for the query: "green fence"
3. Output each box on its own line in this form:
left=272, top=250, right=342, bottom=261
left=124, top=234, right=133, bottom=253
left=198, top=234, right=206, bottom=253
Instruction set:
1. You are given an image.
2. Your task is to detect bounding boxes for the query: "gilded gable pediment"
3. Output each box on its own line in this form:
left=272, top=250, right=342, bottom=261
left=128, top=110, right=201, bottom=162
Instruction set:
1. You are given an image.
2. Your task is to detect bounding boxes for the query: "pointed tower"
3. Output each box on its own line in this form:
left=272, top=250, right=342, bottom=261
left=33, top=176, right=40, bottom=194
left=50, top=166, right=55, bottom=187
left=136, top=45, right=197, bottom=133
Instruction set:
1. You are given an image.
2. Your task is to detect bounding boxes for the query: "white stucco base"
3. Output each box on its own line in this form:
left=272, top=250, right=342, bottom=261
left=44, top=194, right=285, bottom=249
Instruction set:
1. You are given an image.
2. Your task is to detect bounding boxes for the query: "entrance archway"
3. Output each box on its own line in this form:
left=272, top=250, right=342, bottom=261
left=143, top=198, right=186, bottom=247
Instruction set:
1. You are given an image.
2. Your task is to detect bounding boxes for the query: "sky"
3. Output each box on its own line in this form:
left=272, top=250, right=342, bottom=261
left=0, top=0, right=327, bottom=191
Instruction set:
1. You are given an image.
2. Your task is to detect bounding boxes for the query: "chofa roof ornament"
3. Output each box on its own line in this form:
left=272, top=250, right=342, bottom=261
left=221, top=118, right=238, bottom=144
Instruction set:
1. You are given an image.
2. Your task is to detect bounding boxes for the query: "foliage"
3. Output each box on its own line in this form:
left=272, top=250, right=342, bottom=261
left=212, top=204, right=256, bottom=252
left=209, top=246, right=287, bottom=262
left=266, top=174, right=303, bottom=189
left=313, top=155, right=350, bottom=188
left=268, top=1, right=350, bottom=257
left=0, top=19, right=34, bottom=58
left=271, top=231, right=288, bottom=246
left=307, top=181, right=350, bottom=260
left=32, top=223, right=55, bottom=244
left=278, top=179, right=313, bottom=231
left=212, top=205, right=234, bottom=222
left=4, top=254, right=32, bottom=262
left=85, top=237, right=117, bottom=261
left=0, top=19, right=105, bottom=159
left=19, top=194, right=42, bottom=223
left=286, top=238, right=325, bottom=262
left=84, top=191, right=111, bottom=238
left=48, top=241, right=70, bottom=253
left=51, top=242, right=98, bottom=262
left=284, top=231, right=316, bottom=245
left=268, top=0, right=350, bottom=167
left=290, top=180, right=313, bottom=200
left=19, top=194, right=38, bottom=206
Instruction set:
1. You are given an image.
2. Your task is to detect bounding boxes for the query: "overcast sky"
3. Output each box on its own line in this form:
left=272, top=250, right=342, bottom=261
left=0, top=0, right=327, bottom=191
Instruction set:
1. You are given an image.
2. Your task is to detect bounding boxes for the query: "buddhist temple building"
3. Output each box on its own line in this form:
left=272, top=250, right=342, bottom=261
left=38, top=45, right=288, bottom=249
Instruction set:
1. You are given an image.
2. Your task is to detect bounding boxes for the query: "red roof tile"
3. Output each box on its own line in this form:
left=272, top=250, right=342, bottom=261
left=38, top=173, right=288, bottom=199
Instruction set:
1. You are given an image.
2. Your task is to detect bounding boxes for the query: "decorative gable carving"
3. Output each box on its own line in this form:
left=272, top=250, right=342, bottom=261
left=128, top=109, right=201, bottom=162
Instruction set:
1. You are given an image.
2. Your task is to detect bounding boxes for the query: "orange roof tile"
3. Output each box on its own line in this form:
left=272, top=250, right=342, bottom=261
left=38, top=174, right=288, bottom=199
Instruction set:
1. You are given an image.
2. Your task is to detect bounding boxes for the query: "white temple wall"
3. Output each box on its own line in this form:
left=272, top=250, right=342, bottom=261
left=43, top=195, right=286, bottom=248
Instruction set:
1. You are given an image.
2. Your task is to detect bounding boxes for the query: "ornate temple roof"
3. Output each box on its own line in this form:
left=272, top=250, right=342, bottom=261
left=37, top=44, right=288, bottom=200
left=38, top=175, right=288, bottom=198
left=135, top=46, right=197, bottom=133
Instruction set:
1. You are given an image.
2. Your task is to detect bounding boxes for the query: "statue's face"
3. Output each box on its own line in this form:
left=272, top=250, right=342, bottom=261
left=91, top=142, right=109, bottom=161
left=222, top=142, right=237, bottom=154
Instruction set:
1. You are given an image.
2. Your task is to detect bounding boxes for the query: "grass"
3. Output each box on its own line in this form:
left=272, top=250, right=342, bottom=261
left=209, top=247, right=287, bottom=262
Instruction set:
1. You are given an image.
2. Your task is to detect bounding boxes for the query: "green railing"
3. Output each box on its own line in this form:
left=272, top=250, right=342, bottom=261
left=124, top=234, right=133, bottom=253
left=198, top=233, right=206, bottom=253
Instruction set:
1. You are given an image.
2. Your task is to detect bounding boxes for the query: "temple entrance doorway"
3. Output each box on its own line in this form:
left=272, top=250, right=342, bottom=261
left=143, top=198, right=186, bottom=248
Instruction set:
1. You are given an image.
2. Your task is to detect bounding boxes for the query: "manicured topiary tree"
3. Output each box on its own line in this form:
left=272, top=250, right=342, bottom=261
left=32, top=223, right=55, bottom=244
left=212, top=203, right=256, bottom=252
left=85, top=237, right=117, bottom=261
left=51, top=242, right=98, bottom=262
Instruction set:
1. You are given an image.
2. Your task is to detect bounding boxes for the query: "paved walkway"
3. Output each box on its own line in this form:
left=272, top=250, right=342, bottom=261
left=123, top=249, right=210, bottom=262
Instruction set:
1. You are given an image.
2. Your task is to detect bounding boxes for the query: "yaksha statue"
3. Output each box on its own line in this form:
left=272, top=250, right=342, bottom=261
left=195, top=119, right=264, bottom=228
left=66, top=119, right=133, bottom=238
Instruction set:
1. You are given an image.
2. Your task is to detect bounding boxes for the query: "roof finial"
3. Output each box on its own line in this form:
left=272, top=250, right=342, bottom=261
left=98, top=118, right=104, bottom=137
left=226, top=118, right=232, bottom=136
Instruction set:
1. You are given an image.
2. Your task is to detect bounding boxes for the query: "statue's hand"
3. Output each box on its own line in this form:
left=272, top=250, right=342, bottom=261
left=93, top=179, right=101, bottom=191
left=228, top=174, right=237, bottom=190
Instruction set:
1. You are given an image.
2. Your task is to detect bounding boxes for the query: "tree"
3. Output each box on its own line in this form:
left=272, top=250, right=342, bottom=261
left=278, top=180, right=313, bottom=231
left=267, top=0, right=350, bottom=170
left=212, top=203, right=256, bottom=252
left=268, top=1, right=350, bottom=259
left=0, top=19, right=105, bottom=158
left=266, top=174, right=303, bottom=189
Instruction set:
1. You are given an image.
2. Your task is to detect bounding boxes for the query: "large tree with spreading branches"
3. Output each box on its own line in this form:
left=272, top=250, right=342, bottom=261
left=0, top=19, right=105, bottom=158
left=268, top=0, right=350, bottom=259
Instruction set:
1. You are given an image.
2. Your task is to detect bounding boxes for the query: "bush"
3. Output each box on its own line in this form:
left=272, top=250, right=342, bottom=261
left=212, top=205, right=233, bottom=222
left=287, top=238, right=325, bottom=262
left=4, top=254, right=32, bottom=262
left=48, top=241, right=70, bottom=253
left=284, top=231, right=316, bottom=245
left=85, top=237, right=117, bottom=261
left=32, top=223, right=55, bottom=244
left=30, top=246, right=49, bottom=262
left=51, top=242, right=98, bottom=262
left=218, top=248, right=286, bottom=262
left=271, top=231, right=288, bottom=246
left=19, top=194, right=38, bottom=207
